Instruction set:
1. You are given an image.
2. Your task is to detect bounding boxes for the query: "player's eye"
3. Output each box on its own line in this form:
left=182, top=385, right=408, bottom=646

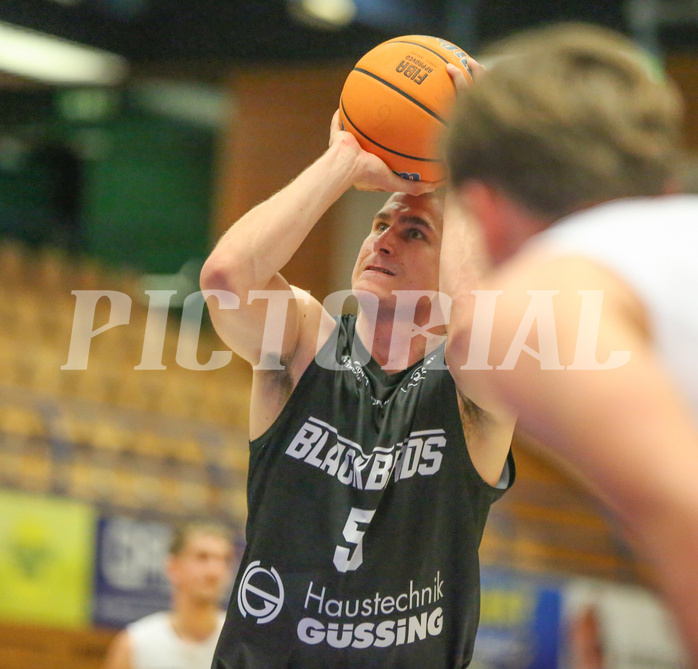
left=408, top=228, right=424, bottom=240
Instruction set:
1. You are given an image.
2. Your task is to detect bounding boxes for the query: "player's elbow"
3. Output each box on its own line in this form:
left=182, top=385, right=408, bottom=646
left=200, top=247, right=252, bottom=297
left=200, top=254, right=231, bottom=292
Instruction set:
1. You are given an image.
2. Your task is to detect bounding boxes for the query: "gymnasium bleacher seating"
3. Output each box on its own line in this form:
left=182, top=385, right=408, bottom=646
left=0, top=238, right=252, bottom=527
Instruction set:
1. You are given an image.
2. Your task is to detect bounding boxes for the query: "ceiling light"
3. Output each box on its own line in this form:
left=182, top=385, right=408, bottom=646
left=288, top=0, right=356, bottom=29
left=131, top=80, right=229, bottom=128
left=0, top=21, right=128, bottom=86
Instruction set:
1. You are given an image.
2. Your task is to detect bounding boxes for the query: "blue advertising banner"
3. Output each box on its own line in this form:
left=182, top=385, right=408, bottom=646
left=471, top=567, right=563, bottom=669
left=471, top=567, right=690, bottom=668
left=92, top=515, right=173, bottom=628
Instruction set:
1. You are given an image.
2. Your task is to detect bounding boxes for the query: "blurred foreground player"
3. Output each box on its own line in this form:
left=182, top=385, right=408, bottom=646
left=200, top=97, right=515, bottom=665
left=103, top=522, right=235, bottom=669
left=444, top=22, right=698, bottom=661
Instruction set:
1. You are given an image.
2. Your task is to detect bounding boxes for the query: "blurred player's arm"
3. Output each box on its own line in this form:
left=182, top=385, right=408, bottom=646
left=476, top=253, right=698, bottom=659
left=102, top=630, right=133, bottom=669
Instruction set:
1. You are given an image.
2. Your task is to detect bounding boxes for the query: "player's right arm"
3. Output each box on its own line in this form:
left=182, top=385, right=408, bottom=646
left=200, top=115, right=431, bottom=366
left=199, top=137, right=351, bottom=370
left=102, top=631, right=133, bottom=669
left=200, top=114, right=434, bottom=435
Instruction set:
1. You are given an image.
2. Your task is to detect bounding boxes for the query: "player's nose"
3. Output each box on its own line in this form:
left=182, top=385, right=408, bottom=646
left=372, top=228, right=395, bottom=254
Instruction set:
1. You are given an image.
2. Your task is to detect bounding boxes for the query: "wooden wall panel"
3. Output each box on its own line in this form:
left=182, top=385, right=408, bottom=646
left=0, top=621, right=116, bottom=669
left=213, top=63, right=353, bottom=300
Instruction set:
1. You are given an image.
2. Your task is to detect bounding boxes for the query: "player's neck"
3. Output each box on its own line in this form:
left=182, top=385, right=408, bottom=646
left=356, top=309, right=444, bottom=373
left=169, top=599, right=220, bottom=642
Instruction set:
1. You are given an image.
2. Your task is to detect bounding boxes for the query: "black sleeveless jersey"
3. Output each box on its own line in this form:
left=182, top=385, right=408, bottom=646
left=213, top=315, right=514, bottom=669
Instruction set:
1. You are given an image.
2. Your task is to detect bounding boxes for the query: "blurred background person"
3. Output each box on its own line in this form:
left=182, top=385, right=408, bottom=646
left=103, top=522, right=235, bottom=669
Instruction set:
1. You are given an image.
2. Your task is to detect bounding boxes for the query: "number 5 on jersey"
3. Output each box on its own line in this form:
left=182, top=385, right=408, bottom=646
left=333, top=507, right=376, bottom=573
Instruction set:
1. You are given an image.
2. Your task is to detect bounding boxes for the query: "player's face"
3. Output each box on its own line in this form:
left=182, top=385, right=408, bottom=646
left=168, top=532, right=234, bottom=605
left=351, top=192, right=444, bottom=304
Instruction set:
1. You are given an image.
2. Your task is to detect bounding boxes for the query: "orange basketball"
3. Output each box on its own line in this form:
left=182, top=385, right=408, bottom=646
left=338, top=34, right=473, bottom=184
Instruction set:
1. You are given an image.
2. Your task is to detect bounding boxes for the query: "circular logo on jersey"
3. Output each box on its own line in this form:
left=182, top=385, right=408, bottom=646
left=237, top=561, right=285, bottom=624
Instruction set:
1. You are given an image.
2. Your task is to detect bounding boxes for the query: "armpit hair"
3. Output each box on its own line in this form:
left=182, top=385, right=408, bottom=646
left=255, top=354, right=295, bottom=404
left=457, top=390, right=487, bottom=437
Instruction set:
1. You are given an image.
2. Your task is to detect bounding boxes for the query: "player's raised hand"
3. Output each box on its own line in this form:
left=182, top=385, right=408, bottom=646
left=447, top=56, right=485, bottom=94
left=328, top=110, right=437, bottom=196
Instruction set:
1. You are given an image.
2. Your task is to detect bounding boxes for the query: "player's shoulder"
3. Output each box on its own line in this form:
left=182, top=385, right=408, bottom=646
left=103, top=629, right=135, bottom=669
left=285, top=286, right=339, bottom=374
left=126, top=611, right=170, bottom=635
left=500, top=242, right=619, bottom=289
left=481, top=241, right=646, bottom=363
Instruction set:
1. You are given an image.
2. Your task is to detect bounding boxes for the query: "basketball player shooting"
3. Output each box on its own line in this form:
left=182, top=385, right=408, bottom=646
left=199, top=58, right=515, bottom=668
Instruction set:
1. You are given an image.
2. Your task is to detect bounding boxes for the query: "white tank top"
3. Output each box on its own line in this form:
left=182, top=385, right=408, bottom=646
left=127, top=610, right=225, bottom=669
left=534, top=195, right=698, bottom=423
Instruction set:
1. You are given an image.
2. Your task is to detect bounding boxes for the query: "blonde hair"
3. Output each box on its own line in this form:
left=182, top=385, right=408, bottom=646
left=169, top=520, right=234, bottom=555
left=445, top=23, right=684, bottom=220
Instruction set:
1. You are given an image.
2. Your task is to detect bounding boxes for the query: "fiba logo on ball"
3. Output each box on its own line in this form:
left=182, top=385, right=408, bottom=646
left=338, top=34, right=473, bottom=183
left=237, top=561, right=285, bottom=624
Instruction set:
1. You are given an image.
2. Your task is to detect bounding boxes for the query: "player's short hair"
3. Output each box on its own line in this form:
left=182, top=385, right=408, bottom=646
left=168, top=520, right=235, bottom=556
left=445, top=22, right=684, bottom=221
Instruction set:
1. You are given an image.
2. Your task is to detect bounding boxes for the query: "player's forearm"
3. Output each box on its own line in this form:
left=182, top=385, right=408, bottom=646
left=626, top=480, right=698, bottom=664
left=654, top=525, right=698, bottom=663
left=201, top=137, right=360, bottom=296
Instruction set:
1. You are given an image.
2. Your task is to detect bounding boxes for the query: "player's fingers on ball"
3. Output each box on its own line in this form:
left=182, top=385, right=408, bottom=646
left=446, top=63, right=469, bottom=94
left=392, top=177, right=436, bottom=196
left=466, top=56, right=487, bottom=81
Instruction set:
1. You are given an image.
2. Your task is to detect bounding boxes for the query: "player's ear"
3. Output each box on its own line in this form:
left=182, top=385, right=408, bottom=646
left=454, top=181, right=500, bottom=229
left=165, top=554, right=179, bottom=586
left=452, top=181, right=522, bottom=263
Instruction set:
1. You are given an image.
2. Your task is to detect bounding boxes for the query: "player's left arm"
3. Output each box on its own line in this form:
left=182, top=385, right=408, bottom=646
left=440, top=193, right=515, bottom=487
